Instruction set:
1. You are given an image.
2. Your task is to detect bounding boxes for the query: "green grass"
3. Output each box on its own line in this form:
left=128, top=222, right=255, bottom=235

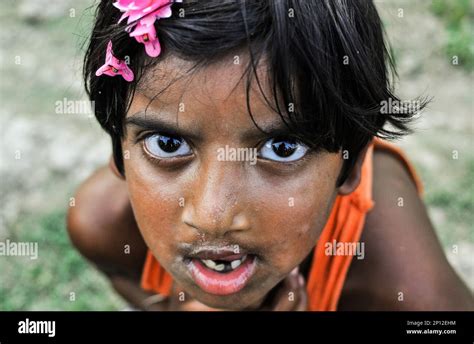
left=0, top=0, right=94, bottom=117
left=0, top=210, right=125, bottom=310
left=420, top=155, right=474, bottom=245
left=0, top=0, right=124, bottom=311
left=431, top=0, right=474, bottom=70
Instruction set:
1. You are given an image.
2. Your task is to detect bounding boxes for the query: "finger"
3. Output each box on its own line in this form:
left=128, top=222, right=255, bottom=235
left=142, top=293, right=170, bottom=311
left=272, top=268, right=303, bottom=311
left=281, top=271, right=308, bottom=311
left=294, top=274, right=308, bottom=311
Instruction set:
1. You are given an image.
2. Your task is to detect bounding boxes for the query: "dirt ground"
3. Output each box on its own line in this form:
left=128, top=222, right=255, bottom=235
left=0, top=0, right=472, bottom=309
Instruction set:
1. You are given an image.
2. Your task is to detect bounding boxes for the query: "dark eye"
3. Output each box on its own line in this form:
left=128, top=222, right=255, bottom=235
left=259, top=138, right=308, bottom=162
left=144, top=134, right=192, bottom=158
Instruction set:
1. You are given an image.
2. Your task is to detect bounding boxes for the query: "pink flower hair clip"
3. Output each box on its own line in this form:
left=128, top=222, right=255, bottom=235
left=96, top=41, right=135, bottom=81
left=96, top=0, right=182, bottom=82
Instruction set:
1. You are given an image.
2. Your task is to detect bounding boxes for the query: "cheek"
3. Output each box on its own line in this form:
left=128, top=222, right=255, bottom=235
left=122, top=154, right=185, bottom=265
left=249, top=159, right=340, bottom=271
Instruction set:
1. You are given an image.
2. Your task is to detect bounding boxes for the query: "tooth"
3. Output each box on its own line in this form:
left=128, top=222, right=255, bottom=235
left=202, top=259, right=216, bottom=269
left=214, top=264, right=225, bottom=271
left=231, top=259, right=241, bottom=269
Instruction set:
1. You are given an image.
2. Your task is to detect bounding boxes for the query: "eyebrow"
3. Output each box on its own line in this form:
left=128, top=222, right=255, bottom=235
left=125, top=111, right=293, bottom=141
left=126, top=111, right=201, bottom=140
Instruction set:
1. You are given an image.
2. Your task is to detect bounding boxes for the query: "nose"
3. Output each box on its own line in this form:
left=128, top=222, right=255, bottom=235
left=181, top=160, right=250, bottom=237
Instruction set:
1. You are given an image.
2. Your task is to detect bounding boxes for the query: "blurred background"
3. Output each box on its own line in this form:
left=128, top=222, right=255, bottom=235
left=0, top=0, right=472, bottom=310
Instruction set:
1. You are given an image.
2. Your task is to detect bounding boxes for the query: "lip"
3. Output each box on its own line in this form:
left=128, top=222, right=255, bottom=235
left=185, top=255, right=257, bottom=296
left=187, top=247, right=249, bottom=261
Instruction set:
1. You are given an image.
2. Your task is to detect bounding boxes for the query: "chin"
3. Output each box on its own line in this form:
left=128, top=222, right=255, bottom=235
left=188, top=285, right=266, bottom=311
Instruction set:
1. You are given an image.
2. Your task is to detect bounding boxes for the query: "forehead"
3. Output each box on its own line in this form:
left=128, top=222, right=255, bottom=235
left=131, top=53, right=282, bottom=130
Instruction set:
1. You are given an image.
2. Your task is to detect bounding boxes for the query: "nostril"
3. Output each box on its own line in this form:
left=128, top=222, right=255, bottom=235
left=181, top=205, right=250, bottom=235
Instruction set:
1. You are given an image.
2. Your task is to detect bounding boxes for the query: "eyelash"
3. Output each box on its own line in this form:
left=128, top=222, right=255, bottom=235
left=135, top=131, right=193, bottom=167
left=259, top=147, right=313, bottom=169
left=134, top=131, right=168, bottom=144
left=135, top=131, right=314, bottom=166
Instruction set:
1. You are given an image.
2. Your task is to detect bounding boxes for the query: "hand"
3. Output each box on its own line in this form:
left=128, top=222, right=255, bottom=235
left=262, top=267, right=308, bottom=311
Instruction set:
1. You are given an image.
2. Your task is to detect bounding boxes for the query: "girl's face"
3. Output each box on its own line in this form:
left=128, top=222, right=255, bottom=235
left=122, top=55, right=344, bottom=310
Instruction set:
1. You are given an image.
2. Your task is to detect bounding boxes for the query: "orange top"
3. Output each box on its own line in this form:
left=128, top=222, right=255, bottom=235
left=141, top=138, right=423, bottom=310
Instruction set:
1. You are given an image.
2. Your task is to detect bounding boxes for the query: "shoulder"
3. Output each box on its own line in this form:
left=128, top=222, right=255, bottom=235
left=338, top=148, right=473, bottom=310
left=66, top=166, right=147, bottom=278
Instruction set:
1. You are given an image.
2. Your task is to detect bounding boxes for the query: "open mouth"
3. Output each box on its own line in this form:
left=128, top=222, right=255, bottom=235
left=184, top=251, right=257, bottom=296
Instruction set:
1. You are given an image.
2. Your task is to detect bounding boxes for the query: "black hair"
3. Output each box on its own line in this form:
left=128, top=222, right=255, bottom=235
left=84, top=0, right=427, bottom=186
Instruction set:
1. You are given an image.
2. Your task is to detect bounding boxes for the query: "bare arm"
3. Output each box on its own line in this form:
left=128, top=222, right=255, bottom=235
left=339, top=149, right=473, bottom=310
left=66, top=166, right=154, bottom=309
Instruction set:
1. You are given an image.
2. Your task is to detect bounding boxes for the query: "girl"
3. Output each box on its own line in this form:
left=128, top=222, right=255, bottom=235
left=67, top=0, right=473, bottom=310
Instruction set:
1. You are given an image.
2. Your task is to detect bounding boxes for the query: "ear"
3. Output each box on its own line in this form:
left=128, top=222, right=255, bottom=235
left=109, top=155, right=125, bottom=180
left=337, top=143, right=371, bottom=195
